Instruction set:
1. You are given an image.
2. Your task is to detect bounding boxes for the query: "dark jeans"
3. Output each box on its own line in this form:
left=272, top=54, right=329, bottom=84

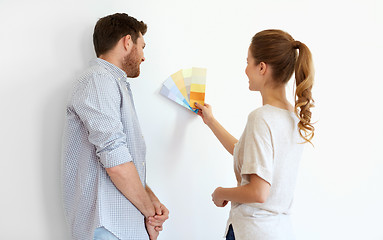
left=226, top=224, right=235, bottom=240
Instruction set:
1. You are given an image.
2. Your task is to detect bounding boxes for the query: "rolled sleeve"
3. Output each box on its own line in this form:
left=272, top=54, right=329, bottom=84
left=99, top=145, right=132, bottom=168
left=72, top=73, right=132, bottom=168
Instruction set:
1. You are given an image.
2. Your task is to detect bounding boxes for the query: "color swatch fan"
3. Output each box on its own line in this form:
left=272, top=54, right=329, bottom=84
left=160, top=67, right=206, bottom=113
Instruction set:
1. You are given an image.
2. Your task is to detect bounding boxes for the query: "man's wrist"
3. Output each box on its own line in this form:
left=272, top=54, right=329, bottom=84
left=145, top=186, right=159, bottom=202
left=144, top=211, right=156, bottom=219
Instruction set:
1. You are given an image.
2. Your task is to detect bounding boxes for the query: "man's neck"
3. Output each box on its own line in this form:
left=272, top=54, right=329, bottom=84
left=99, top=54, right=123, bottom=71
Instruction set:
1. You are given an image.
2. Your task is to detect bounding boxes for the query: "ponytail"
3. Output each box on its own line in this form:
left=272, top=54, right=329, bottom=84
left=250, top=30, right=315, bottom=144
left=293, top=41, right=315, bottom=144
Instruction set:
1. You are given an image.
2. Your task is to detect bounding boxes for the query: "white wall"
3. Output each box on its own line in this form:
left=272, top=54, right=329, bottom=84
left=1, top=0, right=382, bottom=239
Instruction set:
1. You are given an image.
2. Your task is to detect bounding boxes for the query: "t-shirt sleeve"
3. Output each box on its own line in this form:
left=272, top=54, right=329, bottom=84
left=241, top=112, right=274, bottom=185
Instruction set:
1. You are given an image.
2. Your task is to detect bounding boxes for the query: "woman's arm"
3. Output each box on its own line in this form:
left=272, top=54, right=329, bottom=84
left=212, top=174, right=271, bottom=206
left=195, top=103, right=238, bottom=155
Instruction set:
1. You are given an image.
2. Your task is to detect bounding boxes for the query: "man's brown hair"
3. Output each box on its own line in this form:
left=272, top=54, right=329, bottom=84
left=93, top=13, right=147, bottom=57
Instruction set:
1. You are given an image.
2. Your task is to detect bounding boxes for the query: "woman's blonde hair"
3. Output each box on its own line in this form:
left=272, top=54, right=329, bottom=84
left=250, top=29, right=315, bottom=144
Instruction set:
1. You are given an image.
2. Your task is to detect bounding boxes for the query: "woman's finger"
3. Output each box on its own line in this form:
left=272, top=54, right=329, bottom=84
left=194, top=102, right=204, bottom=109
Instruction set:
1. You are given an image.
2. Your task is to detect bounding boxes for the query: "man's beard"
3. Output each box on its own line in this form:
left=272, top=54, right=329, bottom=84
left=122, top=46, right=141, bottom=78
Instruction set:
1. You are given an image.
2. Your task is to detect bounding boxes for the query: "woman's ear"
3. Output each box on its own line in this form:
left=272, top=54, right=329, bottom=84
left=259, top=62, right=267, bottom=75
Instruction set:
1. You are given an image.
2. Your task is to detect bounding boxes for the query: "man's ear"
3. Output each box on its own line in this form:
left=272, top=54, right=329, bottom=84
left=259, top=62, right=267, bottom=75
left=123, top=35, right=133, bottom=53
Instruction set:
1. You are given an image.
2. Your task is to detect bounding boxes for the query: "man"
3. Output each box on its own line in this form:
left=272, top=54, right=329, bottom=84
left=62, top=13, right=169, bottom=240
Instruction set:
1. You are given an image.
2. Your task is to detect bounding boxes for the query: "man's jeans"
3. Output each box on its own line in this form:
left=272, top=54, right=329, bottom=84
left=226, top=224, right=235, bottom=240
left=94, top=227, right=119, bottom=240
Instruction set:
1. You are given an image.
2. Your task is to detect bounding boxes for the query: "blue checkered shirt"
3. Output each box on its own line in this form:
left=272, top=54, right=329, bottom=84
left=62, top=58, right=149, bottom=240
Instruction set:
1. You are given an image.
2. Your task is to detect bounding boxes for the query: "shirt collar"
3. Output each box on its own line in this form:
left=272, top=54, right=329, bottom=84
left=91, top=58, right=128, bottom=83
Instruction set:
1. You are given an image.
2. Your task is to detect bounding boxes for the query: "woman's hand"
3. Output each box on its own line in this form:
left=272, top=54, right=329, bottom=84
left=212, top=187, right=229, bottom=207
left=194, top=102, right=215, bottom=126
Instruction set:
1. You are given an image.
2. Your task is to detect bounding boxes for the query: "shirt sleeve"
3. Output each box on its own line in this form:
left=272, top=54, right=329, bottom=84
left=72, top=73, right=133, bottom=168
left=241, top=112, right=274, bottom=185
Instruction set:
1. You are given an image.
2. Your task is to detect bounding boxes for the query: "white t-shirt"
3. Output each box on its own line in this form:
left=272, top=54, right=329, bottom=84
left=225, top=104, right=304, bottom=240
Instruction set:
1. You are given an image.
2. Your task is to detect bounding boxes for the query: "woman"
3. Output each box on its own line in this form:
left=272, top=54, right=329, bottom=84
left=195, top=29, right=314, bottom=240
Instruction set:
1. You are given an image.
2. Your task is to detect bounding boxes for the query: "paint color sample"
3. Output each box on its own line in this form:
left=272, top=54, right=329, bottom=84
left=160, top=76, right=192, bottom=111
left=182, top=68, right=192, bottom=101
left=160, top=67, right=206, bottom=113
left=189, top=67, right=207, bottom=110
left=171, top=70, right=189, bottom=104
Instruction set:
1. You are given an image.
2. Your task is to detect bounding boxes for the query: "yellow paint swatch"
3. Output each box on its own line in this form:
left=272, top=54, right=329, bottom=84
left=190, top=68, right=207, bottom=110
left=171, top=70, right=188, bottom=104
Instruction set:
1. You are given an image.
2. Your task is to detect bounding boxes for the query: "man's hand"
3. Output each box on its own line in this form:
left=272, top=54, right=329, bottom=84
left=146, top=219, right=159, bottom=240
left=148, top=202, right=169, bottom=231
